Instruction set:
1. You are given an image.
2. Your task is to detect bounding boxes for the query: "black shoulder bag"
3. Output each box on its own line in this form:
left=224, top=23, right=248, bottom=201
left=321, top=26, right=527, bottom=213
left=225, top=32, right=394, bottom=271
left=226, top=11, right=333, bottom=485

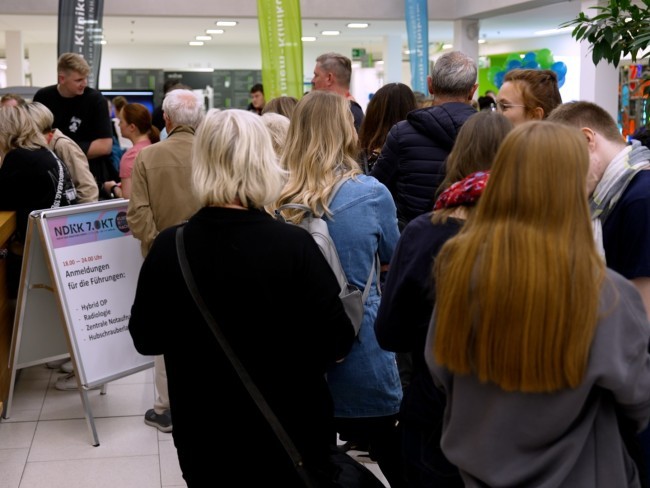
left=175, top=225, right=385, bottom=488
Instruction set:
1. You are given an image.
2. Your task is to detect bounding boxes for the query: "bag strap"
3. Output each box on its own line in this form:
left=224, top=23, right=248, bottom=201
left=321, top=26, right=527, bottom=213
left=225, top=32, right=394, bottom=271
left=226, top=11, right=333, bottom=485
left=48, top=150, right=65, bottom=208
left=175, top=226, right=317, bottom=487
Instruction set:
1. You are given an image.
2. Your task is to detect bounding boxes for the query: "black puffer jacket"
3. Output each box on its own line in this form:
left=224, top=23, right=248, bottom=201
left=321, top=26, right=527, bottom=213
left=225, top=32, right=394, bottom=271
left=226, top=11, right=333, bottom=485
left=371, top=102, right=476, bottom=227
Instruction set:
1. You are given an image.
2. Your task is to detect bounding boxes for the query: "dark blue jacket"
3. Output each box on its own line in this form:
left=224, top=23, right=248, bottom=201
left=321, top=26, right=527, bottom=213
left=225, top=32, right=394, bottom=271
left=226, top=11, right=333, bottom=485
left=371, top=102, right=476, bottom=227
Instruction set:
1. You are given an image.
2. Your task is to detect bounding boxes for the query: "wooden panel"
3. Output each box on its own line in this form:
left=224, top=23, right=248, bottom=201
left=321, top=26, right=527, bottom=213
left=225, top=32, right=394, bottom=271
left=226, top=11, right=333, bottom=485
left=0, top=212, right=16, bottom=417
left=0, top=212, right=16, bottom=248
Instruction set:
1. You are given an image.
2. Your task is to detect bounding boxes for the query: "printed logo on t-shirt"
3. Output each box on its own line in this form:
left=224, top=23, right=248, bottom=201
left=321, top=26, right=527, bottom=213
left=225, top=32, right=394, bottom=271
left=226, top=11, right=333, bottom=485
left=69, top=116, right=82, bottom=133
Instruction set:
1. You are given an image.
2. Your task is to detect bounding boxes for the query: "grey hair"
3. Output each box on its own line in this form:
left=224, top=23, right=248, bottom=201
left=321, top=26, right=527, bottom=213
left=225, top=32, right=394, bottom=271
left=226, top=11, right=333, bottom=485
left=430, top=51, right=477, bottom=97
left=192, top=109, right=287, bottom=208
left=316, top=52, right=352, bottom=88
left=162, top=89, right=205, bottom=129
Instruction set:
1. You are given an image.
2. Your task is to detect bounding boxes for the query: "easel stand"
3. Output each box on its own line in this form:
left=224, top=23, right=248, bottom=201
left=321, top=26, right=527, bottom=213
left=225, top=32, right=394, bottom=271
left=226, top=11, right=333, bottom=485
left=3, top=201, right=153, bottom=445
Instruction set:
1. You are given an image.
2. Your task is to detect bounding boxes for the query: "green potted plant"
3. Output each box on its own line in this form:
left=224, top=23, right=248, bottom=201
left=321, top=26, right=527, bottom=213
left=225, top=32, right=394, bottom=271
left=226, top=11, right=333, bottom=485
left=561, top=0, right=650, bottom=132
left=561, top=0, right=650, bottom=67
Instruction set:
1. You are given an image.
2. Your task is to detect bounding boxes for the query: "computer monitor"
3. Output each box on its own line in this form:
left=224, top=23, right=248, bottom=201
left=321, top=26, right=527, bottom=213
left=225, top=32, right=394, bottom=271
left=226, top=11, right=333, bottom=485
left=100, top=89, right=156, bottom=117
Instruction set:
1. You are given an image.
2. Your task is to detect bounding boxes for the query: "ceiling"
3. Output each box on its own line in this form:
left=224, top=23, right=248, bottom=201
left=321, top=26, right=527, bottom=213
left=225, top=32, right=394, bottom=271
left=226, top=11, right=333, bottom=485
left=0, top=1, right=581, bottom=55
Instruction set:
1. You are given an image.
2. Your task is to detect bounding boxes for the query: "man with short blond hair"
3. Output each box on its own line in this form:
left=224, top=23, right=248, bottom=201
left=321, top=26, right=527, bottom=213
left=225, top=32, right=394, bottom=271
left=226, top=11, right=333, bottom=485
left=34, top=53, right=116, bottom=200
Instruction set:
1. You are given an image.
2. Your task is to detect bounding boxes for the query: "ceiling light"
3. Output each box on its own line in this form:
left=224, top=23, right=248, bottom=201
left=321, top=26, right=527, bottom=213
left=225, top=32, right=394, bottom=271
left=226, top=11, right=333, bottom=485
left=321, top=30, right=340, bottom=36
left=189, top=41, right=204, bottom=46
left=216, top=21, right=238, bottom=27
left=301, top=36, right=317, bottom=42
left=443, top=43, right=453, bottom=49
left=196, top=35, right=212, bottom=41
left=347, top=23, right=369, bottom=29
left=206, top=29, right=224, bottom=34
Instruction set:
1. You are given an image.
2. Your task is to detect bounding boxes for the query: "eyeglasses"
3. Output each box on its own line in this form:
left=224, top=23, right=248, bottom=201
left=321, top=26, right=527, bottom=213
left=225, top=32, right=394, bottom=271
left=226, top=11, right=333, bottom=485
left=495, top=101, right=526, bottom=112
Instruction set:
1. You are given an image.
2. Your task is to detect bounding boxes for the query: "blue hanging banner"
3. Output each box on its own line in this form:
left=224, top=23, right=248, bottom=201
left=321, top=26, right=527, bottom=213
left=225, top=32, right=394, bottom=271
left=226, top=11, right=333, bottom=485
left=405, top=0, right=429, bottom=95
left=57, top=0, right=104, bottom=88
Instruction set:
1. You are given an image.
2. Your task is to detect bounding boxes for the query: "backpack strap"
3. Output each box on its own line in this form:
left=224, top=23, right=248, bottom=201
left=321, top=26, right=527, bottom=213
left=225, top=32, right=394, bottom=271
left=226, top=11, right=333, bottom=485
left=278, top=177, right=380, bottom=301
left=327, top=177, right=381, bottom=303
left=327, top=177, right=351, bottom=207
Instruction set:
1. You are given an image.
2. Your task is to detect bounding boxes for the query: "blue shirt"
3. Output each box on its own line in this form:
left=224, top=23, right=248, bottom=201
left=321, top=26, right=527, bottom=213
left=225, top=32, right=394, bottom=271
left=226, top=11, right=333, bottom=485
left=602, top=170, right=650, bottom=279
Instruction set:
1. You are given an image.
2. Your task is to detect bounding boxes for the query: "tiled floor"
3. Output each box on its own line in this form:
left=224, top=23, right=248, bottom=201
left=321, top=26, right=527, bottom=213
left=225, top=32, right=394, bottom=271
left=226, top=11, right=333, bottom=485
left=0, top=364, right=389, bottom=487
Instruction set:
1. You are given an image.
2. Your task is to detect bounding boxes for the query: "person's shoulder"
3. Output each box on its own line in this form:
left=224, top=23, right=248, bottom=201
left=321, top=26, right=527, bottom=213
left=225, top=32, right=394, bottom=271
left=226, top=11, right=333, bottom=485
left=82, top=87, right=105, bottom=100
left=33, top=84, right=57, bottom=99
left=620, top=169, right=650, bottom=204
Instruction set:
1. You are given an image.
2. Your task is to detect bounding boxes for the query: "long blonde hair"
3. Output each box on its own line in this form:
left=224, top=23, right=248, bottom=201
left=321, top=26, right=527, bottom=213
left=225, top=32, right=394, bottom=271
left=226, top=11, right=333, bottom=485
left=274, top=91, right=361, bottom=222
left=433, top=121, right=605, bottom=393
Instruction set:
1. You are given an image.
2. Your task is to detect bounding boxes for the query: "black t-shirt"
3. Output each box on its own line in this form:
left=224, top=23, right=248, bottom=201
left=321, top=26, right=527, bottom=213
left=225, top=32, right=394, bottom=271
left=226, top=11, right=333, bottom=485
left=350, top=100, right=364, bottom=133
left=34, top=85, right=118, bottom=192
left=33, top=85, right=113, bottom=156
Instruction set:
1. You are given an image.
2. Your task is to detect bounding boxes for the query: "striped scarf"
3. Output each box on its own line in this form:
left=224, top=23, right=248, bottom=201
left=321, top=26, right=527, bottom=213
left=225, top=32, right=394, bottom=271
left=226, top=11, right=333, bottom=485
left=591, top=140, right=650, bottom=260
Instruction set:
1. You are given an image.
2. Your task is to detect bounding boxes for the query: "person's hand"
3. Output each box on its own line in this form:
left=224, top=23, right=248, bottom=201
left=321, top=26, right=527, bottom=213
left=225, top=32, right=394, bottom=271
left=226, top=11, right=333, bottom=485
left=103, top=181, right=122, bottom=198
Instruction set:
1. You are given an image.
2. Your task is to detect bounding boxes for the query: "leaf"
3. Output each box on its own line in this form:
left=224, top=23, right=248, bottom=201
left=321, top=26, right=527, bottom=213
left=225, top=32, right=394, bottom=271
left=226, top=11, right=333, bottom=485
left=574, top=25, right=588, bottom=41
left=603, top=27, right=614, bottom=44
left=592, top=42, right=603, bottom=65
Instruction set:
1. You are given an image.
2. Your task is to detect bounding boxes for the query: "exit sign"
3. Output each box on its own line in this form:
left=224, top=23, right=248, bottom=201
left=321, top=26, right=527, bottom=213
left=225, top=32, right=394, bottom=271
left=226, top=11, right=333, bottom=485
left=352, top=48, right=366, bottom=58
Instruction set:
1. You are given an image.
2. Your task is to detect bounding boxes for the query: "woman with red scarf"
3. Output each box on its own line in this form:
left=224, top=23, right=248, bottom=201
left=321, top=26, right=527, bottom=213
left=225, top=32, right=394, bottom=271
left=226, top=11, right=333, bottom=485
left=374, top=110, right=512, bottom=487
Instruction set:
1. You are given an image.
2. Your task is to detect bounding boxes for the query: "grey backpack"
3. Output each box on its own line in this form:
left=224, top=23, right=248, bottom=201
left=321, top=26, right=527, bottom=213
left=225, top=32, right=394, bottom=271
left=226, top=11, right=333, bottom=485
left=276, top=178, right=377, bottom=336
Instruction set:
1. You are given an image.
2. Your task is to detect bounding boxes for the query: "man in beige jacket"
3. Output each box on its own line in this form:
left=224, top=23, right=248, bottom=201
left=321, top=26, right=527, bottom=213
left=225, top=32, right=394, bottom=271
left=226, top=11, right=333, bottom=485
left=127, top=89, right=204, bottom=432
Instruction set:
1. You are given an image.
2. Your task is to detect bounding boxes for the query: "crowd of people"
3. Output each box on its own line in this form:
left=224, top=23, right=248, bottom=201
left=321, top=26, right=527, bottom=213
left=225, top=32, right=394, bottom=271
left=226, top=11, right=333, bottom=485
left=2, top=48, right=650, bottom=487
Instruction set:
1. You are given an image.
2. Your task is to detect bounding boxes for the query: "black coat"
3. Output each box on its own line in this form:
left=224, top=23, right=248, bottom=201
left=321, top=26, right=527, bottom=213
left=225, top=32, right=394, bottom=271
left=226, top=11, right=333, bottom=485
left=371, top=102, right=476, bottom=227
left=129, top=207, right=354, bottom=487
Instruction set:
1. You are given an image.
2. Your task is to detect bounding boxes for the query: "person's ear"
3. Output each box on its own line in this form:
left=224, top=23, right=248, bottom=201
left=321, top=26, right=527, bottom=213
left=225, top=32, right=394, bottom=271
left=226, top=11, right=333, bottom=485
left=468, top=83, right=479, bottom=100
left=532, top=106, right=545, bottom=120
left=427, top=76, right=434, bottom=95
left=580, top=127, right=598, bottom=151
left=57, top=73, right=65, bottom=85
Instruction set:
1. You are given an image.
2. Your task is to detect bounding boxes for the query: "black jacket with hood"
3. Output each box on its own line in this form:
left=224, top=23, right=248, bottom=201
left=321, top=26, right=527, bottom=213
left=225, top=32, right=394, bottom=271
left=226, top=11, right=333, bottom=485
left=371, top=102, right=476, bottom=228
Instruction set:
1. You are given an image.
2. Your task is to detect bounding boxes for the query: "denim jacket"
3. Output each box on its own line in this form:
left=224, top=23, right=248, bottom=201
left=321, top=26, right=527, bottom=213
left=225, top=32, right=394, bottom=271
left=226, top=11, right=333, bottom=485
left=325, top=175, right=403, bottom=417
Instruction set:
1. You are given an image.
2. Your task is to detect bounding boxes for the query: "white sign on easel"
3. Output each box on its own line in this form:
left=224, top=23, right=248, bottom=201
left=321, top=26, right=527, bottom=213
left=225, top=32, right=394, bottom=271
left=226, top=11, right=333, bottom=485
left=4, top=200, right=153, bottom=445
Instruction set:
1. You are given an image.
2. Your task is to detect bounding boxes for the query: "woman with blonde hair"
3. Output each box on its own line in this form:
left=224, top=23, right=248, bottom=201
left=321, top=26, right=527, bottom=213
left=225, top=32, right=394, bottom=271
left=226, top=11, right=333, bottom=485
left=0, top=106, right=77, bottom=296
left=376, top=110, right=513, bottom=487
left=426, top=121, right=650, bottom=487
left=129, top=108, right=355, bottom=486
left=262, top=95, right=299, bottom=119
left=274, top=90, right=404, bottom=487
left=25, top=101, right=98, bottom=203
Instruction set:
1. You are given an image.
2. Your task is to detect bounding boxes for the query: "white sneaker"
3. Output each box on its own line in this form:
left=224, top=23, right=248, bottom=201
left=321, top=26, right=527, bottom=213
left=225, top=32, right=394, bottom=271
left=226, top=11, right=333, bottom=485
left=55, top=373, right=79, bottom=391
left=46, top=359, right=68, bottom=369
left=60, top=360, right=74, bottom=373
left=55, top=373, right=101, bottom=391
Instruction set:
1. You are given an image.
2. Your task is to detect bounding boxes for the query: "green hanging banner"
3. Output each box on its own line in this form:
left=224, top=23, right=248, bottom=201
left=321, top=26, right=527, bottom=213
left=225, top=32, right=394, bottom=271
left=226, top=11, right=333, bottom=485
left=257, top=0, right=303, bottom=100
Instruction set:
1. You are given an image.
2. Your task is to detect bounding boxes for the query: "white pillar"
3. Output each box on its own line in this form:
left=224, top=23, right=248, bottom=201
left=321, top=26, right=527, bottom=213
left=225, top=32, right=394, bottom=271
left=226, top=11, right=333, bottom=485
left=578, top=1, right=618, bottom=121
left=6, top=31, right=25, bottom=87
left=382, top=34, right=403, bottom=84
left=453, top=19, right=479, bottom=62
